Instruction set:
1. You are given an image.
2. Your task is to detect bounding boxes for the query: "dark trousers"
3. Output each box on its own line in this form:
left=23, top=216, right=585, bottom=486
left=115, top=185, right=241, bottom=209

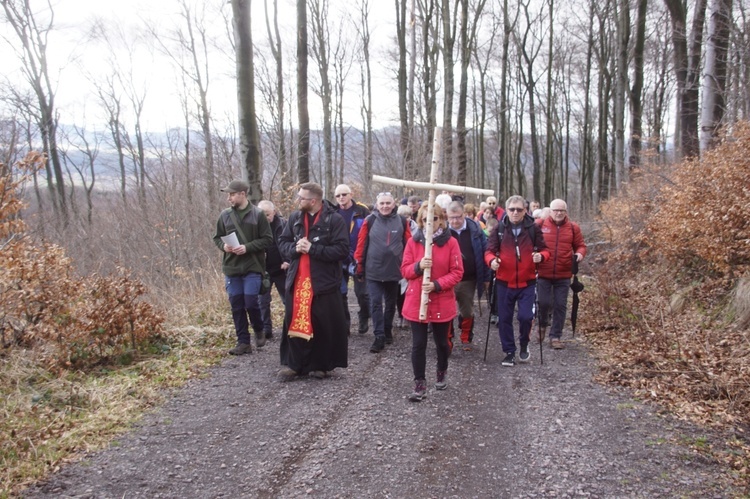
left=259, top=272, right=287, bottom=334
left=410, top=321, right=451, bottom=381
left=367, top=280, right=399, bottom=339
left=225, top=273, right=263, bottom=344
left=537, top=277, right=570, bottom=339
left=495, top=283, right=536, bottom=354
left=342, top=273, right=370, bottom=333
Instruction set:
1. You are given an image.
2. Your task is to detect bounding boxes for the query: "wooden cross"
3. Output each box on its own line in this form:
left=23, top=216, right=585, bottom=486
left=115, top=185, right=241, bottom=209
left=373, top=127, right=495, bottom=320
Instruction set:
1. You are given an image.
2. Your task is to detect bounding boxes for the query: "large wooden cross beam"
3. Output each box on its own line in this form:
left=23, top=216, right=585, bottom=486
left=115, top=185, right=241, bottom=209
left=373, top=127, right=495, bottom=320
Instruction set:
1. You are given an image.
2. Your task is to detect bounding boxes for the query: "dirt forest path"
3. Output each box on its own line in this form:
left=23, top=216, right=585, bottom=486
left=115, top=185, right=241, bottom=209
left=24, top=302, right=738, bottom=498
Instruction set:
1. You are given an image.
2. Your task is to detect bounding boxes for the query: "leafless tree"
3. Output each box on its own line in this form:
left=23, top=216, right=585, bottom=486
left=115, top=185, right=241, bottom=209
left=231, top=0, right=263, bottom=203
left=298, top=0, right=311, bottom=183
left=1, top=0, right=67, bottom=219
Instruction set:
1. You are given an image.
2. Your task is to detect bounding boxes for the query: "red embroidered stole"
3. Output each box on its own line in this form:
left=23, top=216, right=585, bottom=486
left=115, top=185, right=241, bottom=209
left=288, top=210, right=320, bottom=340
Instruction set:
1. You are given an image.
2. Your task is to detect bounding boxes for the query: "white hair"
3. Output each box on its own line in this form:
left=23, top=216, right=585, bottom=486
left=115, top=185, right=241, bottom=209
left=434, top=194, right=452, bottom=210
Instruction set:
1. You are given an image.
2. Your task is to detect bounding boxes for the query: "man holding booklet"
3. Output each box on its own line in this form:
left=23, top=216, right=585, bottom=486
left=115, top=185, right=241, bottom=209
left=213, top=180, right=273, bottom=355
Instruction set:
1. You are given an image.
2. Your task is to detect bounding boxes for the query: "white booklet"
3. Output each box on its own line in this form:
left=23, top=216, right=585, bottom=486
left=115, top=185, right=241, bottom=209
left=220, top=232, right=240, bottom=248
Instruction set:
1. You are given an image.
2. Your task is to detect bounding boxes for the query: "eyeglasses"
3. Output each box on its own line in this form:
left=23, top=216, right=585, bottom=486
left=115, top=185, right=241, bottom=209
left=376, top=191, right=392, bottom=198
left=507, top=207, right=525, bottom=213
left=335, top=193, right=350, bottom=198
left=552, top=209, right=567, bottom=213
left=422, top=216, right=439, bottom=222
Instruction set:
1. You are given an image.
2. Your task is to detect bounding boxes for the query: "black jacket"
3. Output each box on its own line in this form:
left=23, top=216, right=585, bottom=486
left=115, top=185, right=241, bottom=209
left=278, top=200, right=349, bottom=295
left=266, top=215, right=288, bottom=276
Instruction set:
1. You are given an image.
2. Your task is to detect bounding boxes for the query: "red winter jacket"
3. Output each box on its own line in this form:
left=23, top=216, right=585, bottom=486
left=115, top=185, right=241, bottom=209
left=484, top=214, right=549, bottom=288
left=536, top=216, right=587, bottom=279
left=400, top=229, right=464, bottom=323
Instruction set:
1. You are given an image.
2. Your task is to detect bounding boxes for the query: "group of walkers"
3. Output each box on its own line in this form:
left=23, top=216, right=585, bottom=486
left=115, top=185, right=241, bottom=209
left=213, top=180, right=586, bottom=400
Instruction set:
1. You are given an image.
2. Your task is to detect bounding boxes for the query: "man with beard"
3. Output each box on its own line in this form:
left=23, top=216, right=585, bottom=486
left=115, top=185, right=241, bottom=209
left=213, top=180, right=273, bottom=355
left=277, top=183, right=350, bottom=379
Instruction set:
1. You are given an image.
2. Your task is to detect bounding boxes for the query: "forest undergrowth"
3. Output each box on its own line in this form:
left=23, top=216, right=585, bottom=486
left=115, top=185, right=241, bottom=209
left=582, top=123, right=750, bottom=486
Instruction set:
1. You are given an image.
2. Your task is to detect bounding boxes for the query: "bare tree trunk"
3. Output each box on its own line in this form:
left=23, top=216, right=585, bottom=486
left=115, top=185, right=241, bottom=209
left=498, top=0, right=514, bottom=198
left=473, top=12, right=498, bottom=190
left=517, top=0, right=543, bottom=202
left=396, top=0, right=412, bottom=182
left=455, top=0, right=485, bottom=186
left=543, top=0, right=555, bottom=206
left=297, top=0, right=310, bottom=183
left=628, top=0, right=647, bottom=173
left=232, top=0, right=263, bottom=203
left=580, top=0, right=595, bottom=211
left=264, top=0, right=289, bottom=191
left=310, top=0, right=333, bottom=197
left=613, top=0, right=629, bottom=190
left=357, top=0, right=373, bottom=190
left=1, top=0, right=67, bottom=220
left=664, top=0, right=708, bottom=160
left=441, top=0, right=457, bottom=182
left=420, top=0, right=439, bottom=160
left=700, top=0, right=733, bottom=151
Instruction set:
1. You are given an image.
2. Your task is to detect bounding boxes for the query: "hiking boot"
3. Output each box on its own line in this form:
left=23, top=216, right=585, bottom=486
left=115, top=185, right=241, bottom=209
left=358, top=323, right=369, bottom=334
left=551, top=338, right=565, bottom=350
left=228, top=343, right=252, bottom=355
left=264, top=330, right=274, bottom=340
left=490, top=314, right=499, bottom=325
left=501, top=352, right=516, bottom=367
left=384, top=332, right=394, bottom=345
left=519, top=344, right=530, bottom=363
left=435, top=370, right=447, bottom=390
left=370, top=336, right=386, bottom=353
left=309, top=370, right=328, bottom=379
left=255, top=332, right=266, bottom=348
left=278, top=367, right=298, bottom=380
left=409, top=379, right=427, bottom=402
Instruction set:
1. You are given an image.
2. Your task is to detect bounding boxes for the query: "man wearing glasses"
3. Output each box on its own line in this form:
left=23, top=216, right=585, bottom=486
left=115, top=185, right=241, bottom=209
left=354, top=192, right=412, bottom=353
left=277, top=183, right=350, bottom=379
left=537, top=199, right=587, bottom=349
left=485, top=195, right=549, bottom=366
left=446, top=201, right=490, bottom=349
left=334, top=184, right=371, bottom=335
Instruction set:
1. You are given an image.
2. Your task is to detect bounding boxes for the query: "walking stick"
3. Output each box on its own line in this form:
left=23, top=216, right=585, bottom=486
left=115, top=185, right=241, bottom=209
left=535, top=265, right=544, bottom=366
left=483, top=275, right=496, bottom=362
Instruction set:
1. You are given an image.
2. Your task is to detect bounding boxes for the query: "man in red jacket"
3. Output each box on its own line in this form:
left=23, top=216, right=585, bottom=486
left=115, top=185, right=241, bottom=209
left=537, top=199, right=587, bottom=349
left=484, top=195, right=549, bottom=366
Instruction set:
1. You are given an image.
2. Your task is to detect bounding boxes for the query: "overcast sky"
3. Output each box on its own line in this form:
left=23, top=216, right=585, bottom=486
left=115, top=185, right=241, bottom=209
left=1, top=0, right=401, bottom=134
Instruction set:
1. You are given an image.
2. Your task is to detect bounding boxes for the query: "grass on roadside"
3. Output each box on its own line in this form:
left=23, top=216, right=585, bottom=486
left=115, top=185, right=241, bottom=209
left=0, top=280, right=252, bottom=498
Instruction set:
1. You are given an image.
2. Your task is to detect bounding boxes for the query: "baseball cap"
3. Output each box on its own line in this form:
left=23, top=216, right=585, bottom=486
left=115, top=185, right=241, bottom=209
left=221, top=180, right=249, bottom=193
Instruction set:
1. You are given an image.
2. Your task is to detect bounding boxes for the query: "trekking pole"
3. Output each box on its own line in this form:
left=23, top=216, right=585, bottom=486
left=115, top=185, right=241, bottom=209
left=483, top=275, right=496, bottom=362
left=535, top=265, right=544, bottom=366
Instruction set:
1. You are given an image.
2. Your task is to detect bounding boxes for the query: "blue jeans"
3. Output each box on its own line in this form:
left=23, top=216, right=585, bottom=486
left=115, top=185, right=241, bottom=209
left=495, top=283, right=536, bottom=354
left=225, top=272, right=263, bottom=344
left=259, top=272, right=287, bottom=335
left=537, top=277, right=570, bottom=339
left=367, top=280, right=399, bottom=339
